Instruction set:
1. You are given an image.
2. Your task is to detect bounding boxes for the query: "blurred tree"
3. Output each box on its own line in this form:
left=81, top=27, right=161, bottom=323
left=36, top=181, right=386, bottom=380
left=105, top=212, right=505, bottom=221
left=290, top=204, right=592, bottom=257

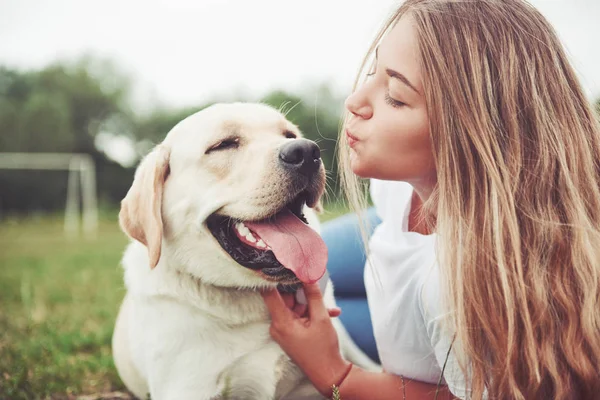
left=0, top=58, right=136, bottom=214
left=20, top=92, right=73, bottom=152
left=0, top=98, right=19, bottom=152
left=0, top=56, right=348, bottom=215
left=134, top=106, right=208, bottom=144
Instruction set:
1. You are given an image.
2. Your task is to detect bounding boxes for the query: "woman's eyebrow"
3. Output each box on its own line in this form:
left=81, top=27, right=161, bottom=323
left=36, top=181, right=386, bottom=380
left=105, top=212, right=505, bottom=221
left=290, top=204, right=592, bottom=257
left=386, top=68, right=420, bottom=94
left=374, top=46, right=420, bottom=95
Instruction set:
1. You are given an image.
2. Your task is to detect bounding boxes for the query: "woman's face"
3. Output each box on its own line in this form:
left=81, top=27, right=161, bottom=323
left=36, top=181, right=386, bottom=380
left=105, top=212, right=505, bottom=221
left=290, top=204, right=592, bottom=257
left=344, top=15, right=435, bottom=188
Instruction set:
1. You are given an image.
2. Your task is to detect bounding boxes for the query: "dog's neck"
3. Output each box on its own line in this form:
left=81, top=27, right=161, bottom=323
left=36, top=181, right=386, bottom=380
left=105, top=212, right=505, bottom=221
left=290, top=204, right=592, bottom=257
left=181, top=271, right=302, bottom=323
left=172, top=269, right=272, bottom=325
left=124, top=242, right=299, bottom=326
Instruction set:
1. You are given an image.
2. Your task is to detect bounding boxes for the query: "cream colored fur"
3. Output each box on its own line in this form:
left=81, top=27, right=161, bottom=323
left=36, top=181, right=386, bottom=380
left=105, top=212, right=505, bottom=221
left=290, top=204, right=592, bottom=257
left=112, top=103, right=379, bottom=400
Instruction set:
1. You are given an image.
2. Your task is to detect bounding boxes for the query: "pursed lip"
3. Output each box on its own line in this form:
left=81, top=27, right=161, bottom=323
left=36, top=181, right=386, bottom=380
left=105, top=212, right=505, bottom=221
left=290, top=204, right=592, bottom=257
left=345, top=129, right=360, bottom=148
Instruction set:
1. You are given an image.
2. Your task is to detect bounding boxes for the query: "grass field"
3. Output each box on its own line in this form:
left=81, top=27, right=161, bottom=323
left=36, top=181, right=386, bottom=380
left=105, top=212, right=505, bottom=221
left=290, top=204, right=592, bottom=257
left=0, top=206, right=349, bottom=399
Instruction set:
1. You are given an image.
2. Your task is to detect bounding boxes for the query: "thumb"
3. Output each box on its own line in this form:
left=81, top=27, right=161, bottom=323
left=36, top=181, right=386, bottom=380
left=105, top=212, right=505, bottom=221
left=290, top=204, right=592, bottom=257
left=303, top=283, right=329, bottom=320
left=261, top=289, right=293, bottom=323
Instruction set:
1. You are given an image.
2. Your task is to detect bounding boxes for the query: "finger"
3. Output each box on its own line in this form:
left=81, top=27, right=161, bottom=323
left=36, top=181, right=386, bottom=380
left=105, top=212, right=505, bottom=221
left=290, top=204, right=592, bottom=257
left=292, top=303, right=308, bottom=317
left=303, top=282, right=329, bottom=320
left=281, top=292, right=295, bottom=310
left=328, top=307, right=342, bottom=318
left=261, top=289, right=294, bottom=324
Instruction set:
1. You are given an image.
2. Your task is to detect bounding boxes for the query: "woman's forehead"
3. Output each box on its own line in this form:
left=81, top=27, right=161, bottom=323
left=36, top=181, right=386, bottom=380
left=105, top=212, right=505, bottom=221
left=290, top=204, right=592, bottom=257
left=378, top=16, right=423, bottom=93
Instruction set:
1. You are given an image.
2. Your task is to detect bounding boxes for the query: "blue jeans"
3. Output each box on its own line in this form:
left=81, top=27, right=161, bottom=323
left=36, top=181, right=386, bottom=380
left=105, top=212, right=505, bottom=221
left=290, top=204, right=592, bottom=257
left=321, top=208, right=381, bottom=363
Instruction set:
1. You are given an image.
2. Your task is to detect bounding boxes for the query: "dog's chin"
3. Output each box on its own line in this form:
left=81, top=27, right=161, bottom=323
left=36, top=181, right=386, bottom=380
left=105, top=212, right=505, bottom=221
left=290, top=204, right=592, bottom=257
left=205, top=192, right=313, bottom=288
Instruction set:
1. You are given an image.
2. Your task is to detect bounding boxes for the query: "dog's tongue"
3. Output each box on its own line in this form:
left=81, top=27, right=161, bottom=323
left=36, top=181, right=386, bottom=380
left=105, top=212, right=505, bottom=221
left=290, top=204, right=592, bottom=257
left=245, top=209, right=327, bottom=284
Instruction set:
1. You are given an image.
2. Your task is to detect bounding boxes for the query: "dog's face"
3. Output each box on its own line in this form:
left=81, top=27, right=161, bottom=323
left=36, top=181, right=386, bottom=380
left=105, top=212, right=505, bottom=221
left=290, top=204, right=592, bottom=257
left=119, top=103, right=327, bottom=289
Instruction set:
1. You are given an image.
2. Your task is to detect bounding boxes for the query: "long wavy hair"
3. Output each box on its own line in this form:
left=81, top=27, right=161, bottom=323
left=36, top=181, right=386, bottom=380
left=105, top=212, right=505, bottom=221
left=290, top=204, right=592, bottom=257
left=339, top=1, right=600, bottom=398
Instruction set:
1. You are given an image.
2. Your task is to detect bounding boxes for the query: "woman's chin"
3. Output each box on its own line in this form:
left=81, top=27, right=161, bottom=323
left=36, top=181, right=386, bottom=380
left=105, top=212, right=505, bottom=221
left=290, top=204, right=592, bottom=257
left=350, top=154, right=371, bottom=178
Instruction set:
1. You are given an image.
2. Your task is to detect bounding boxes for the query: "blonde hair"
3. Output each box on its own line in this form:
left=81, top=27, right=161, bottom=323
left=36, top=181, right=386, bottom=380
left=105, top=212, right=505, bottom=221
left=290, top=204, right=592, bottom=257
left=339, top=0, right=600, bottom=398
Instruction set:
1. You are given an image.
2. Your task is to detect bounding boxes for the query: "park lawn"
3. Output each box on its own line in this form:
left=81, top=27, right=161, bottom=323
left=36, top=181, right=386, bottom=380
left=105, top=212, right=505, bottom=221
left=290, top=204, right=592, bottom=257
left=0, top=212, right=130, bottom=400
left=0, top=205, right=349, bottom=399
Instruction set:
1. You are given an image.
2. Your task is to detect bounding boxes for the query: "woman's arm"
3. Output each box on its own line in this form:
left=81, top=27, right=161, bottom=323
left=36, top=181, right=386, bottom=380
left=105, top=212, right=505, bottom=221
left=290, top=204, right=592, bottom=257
left=261, top=283, right=458, bottom=400
left=339, top=365, right=456, bottom=400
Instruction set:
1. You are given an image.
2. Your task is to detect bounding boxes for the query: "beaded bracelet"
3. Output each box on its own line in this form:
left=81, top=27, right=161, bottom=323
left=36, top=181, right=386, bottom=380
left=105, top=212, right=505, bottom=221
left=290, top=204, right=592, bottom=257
left=329, top=363, right=354, bottom=399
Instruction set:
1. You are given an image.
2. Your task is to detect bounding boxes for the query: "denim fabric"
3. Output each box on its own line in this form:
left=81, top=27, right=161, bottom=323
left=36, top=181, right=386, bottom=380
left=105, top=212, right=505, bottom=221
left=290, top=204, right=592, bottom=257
left=321, top=208, right=381, bottom=363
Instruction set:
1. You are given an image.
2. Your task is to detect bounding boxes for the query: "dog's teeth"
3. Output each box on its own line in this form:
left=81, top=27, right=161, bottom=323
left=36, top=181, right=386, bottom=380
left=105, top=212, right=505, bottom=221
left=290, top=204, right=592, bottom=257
left=245, top=233, right=256, bottom=243
left=256, top=240, right=266, bottom=248
left=235, top=222, right=251, bottom=236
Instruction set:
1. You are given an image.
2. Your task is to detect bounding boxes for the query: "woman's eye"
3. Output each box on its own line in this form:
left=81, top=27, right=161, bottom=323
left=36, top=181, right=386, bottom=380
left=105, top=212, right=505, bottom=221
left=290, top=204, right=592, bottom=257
left=206, top=138, right=240, bottom=153
left=385, top=92, right=406, bottom=108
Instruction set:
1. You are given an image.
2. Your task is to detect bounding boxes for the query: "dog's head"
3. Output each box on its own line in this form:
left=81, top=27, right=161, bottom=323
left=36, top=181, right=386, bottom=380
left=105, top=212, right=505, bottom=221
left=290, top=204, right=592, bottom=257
left=119, top=103, right=327, bottom=289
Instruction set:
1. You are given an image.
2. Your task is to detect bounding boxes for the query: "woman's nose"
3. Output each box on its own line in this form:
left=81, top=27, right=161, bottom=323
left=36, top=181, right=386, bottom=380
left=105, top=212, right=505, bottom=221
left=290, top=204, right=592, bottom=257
left=345, top=89, right=373, bottom=119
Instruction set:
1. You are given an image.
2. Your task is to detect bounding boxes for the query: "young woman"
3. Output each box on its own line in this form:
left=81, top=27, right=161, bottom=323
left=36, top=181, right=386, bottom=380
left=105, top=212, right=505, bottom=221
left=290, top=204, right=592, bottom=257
left=261, top=0, right=600, bottom=398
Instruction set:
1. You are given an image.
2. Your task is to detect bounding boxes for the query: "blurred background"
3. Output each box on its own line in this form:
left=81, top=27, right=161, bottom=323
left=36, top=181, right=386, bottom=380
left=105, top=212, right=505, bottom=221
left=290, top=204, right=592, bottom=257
left=1, top=0, right=599, bottom=398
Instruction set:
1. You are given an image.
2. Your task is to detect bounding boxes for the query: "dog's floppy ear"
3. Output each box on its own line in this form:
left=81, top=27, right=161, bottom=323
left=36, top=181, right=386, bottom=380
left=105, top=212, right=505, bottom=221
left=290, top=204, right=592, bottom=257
left=119, top=145, right=171, bottom=269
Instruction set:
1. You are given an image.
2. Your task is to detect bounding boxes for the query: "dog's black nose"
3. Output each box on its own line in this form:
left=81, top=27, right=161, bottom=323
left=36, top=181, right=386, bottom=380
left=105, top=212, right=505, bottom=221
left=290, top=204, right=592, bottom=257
left=279, top=139, right=321, bottom=176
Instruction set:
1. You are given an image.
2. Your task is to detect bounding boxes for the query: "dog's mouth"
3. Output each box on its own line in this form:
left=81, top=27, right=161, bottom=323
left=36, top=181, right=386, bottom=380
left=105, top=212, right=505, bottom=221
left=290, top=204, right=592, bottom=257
left=205, top=192, right=328, bottom=286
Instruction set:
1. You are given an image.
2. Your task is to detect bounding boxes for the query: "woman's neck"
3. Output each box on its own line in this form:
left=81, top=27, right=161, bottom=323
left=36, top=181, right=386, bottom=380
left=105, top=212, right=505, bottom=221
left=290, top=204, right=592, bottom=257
left=407, top=180, right=436, bottom=235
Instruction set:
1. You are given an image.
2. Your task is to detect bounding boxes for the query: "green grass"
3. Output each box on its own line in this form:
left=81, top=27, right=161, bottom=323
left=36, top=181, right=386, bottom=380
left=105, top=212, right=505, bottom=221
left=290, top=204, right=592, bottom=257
left=0, top=207, right=349, bottom=399
left=0, top=212, right=130, bottom=399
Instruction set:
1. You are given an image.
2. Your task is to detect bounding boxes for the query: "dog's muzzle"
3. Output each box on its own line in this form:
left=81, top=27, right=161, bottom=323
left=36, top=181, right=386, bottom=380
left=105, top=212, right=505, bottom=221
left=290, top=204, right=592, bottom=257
left=205, top=139, right=327, bottom=287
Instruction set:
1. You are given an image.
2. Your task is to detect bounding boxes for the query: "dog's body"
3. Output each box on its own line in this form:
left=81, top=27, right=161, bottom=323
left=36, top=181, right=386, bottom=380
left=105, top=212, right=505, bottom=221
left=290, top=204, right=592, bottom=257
left=112, top=103, right=379, bottom=400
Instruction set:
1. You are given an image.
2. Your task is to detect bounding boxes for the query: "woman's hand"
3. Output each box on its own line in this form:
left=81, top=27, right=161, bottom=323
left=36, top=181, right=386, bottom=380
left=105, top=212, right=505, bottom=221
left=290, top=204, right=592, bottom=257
left=261, top=283, right=351, bottom=395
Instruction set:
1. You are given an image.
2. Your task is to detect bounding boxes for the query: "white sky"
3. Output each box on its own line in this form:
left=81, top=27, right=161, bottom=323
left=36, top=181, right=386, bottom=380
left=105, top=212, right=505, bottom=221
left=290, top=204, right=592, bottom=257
left=1, top=0, right=599, bottom=113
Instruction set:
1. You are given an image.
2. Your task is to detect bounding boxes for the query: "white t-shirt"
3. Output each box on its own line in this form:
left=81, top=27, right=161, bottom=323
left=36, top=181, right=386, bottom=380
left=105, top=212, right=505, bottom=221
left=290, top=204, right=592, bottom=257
left=365, top=179, right=471, bottom=398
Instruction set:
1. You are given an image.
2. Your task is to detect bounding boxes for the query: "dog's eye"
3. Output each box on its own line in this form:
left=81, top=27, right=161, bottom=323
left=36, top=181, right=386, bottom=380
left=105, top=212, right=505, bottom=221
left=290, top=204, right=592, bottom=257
left=284, top=131, right=297, bottom=139
left=206, top=137, right=240, bottom=153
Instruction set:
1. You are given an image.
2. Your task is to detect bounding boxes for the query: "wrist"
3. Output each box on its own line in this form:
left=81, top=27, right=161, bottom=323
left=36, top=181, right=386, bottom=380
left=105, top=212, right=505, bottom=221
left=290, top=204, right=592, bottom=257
left=314, top=359, right=353, bottom=397
left=336, top=363, right=362, bottom=398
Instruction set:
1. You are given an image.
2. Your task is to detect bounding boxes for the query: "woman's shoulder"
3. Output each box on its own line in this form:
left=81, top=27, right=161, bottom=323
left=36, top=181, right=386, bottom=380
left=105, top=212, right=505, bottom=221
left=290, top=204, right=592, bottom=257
left=419, top=261, right=448, bottom=327
left=418, top=263, right=475, bottom=399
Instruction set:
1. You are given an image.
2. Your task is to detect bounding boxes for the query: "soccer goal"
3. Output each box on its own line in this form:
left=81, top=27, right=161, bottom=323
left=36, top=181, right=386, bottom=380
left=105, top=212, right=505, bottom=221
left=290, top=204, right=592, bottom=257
left=0, top=152, right=98, bottom=238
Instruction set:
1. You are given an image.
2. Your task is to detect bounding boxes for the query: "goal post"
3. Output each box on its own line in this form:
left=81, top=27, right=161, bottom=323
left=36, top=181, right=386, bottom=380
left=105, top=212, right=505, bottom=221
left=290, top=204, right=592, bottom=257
left=0, top=152, right=98, bottom=238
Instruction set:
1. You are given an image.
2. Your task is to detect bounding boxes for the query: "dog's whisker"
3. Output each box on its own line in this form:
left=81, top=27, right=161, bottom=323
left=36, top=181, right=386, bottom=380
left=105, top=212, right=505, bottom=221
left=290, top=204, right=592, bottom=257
left=325, top=183, right=335, bottom=198
left=278, top=101, right=291, bottom=115
left=283, top=99, right=302, bottom=117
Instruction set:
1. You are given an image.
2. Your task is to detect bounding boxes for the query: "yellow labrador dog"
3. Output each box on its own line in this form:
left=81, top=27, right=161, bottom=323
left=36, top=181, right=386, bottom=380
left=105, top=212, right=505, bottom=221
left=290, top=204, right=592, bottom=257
left=112, top=103, right=378, bottom=400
